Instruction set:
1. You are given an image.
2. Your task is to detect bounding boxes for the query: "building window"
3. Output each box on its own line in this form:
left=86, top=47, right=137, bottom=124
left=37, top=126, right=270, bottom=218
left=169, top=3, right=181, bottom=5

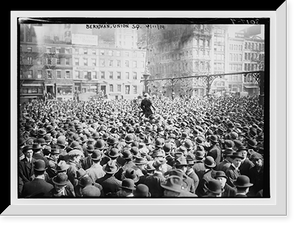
left=75, top=71, right=80, bottom=79
left=83, top=71, right=88, bottom=79
left=133, top=85, right=137, bottom=94
left=83, top=58, right=88, bottom=66
left=101, top=71, right=105, bottom=79
left=56, top=70, right=62, bottom=79
left=75, top=58, right=79, bottom=66
left=100, top=50, right=105, bottom=55
left=109, top=71, right=113, bottom=79
left=83, top=49, right=88, bottom=54
left=46, top=70, right=52, bottom=79
left=108, top=50, right=113, bottom=56
left=133, top=61, right=137, bottom=68
left=117, top=72, right=121, bottom=79
left=125, top=51, right=129, bottom=57
left=92, top=49, right=96, bottom=55
left=109, top=84, right=113, bottom=92
left=125, top=85, right=130, bottom=94
left=125, top=60, right=129, bottom=67
left=46, top=58, right=52, bottom=65
left=74, top=48, right=79, bottom=54
left=125, top=72, right=129, bottom=79
left=66, top=58, right=70, bottom=65
left=65, top=71, right=71, bottom=79
left=37, top=70, right=42, bottom=79
left=92, top=58, right=96, bottom=66
left=109, top=60, right=113, bottom=67
left=117, top=60, right=121, bottom=67
left=100, top=59, right=105, bottom=67
left=92, top=71, right=97, bottom=79
left=117, top=84, right=121, bottom=92
left=46, top=47, right=52, bottom=53
left=27, top=70, right=33, bottom=78
left=133, top=72, right=137, bottom=80
left=116, top=51, right=120, bottom=56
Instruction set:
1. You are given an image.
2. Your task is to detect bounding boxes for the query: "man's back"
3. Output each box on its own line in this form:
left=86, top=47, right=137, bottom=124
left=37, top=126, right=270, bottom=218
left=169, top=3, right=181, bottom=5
left=21, top=178, right=53, bottom=197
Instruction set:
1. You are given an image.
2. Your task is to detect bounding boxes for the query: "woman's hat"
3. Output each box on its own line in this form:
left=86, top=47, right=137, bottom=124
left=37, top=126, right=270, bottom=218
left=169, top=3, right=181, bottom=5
left=52, top=173, right=68, bottom=186
left=121, top=178, right=136, bottom=191
left=204, top=156, right=216, bottom=168
left=204, top=179, right=223, bottom=195
left=233, top=175, right=253, bottom=188
left=103, top=160, right=119, bottom=174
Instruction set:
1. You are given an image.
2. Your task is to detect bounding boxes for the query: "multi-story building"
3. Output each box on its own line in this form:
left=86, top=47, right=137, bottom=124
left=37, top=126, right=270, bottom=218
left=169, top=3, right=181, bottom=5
left=225, top=35, right=244, bottom=93
left=20, top=24, right=73, bottom=103
left=146, top=24, right=213, bottom=97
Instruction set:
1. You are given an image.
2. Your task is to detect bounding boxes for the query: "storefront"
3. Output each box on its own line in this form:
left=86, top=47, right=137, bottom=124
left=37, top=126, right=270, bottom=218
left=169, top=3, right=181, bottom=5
left=20, top=82, right=44, bottom=103
left=56, top=84, right=73, bottom=101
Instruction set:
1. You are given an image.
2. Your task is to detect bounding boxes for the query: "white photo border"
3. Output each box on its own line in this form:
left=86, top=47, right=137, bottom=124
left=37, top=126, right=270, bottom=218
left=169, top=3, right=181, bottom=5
left=6, top=6, right=287, bottom=216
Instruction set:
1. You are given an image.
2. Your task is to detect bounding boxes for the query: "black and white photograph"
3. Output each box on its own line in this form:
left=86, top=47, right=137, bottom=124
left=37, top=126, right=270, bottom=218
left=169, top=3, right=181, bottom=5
left=17, top=18, right=269, bottom=199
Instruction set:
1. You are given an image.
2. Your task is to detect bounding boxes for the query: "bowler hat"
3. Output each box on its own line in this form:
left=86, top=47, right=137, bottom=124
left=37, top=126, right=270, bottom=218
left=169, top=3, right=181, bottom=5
left=214, top=170, right=228, bottom=179
left=250, top=152, right=263, bottom=161
left=204, top=179, right=223, bottom=195
left=233, top=175, right=253, bottom=188
left=32, top=143, right=42, bottom=151
left=195, top=150, right=206, bottom=160
left=37, top=128, right=47, bottom=137
left=155, top=138, right=164, bottom=148
left=122, top=149, right=132, bottom=160
left=52, top=173, right=68, bottom=186
left=145, top=162, right=155, bottom=171
left=183, top=139, right=193, bottom=150
left=81, top=185, right=101, bottom=197
left=175, top=156, right=188, bottom=166
left=121, top=178, right=136, bottom=191
left=107, top=137, right=118, bottom=146
left=22, top=145, right=32, bottom=153
left=133, top=156, right=147, bottom=165
left=204, top=156, right=216, bottom=168
left=86, top=145, right=95, bottom=154
left=175, top=146, right=187, bottom=154
left=91, top=149, right=102, bottom=161
left=209, top=135, right=218, bottom=143
left=34, top=159, right=46, bottom=172
left=134, top=184, right=151, bottom=197
left=224, top=140, right=234, bottom=149
left=152, top=149, right=165, bottom=158
left=94, top=139, right=107, bottom=150
left=223, top=148, right=235, bottom=156
left=79, top=175, right=93, bottom=187
left=108, top=148, right=120, bottom=159
left=125, top=134, right=134, bottom=144
left=248, top=139, right=257, bottom=149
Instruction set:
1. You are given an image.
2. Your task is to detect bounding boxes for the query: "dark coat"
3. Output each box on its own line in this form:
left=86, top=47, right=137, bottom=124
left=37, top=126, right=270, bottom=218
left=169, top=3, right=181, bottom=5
left=19, top=158, right=35, bottom=184
left=96, top=174, right=122, bottom=197
left=196, top=169, right=214, bottom=197
left=222, top=183, right=237, bottom=197
left=21, top=178, right=53, bottom=198
left=143, top=172, right=165, bottom=198
left=207, top=144, right=222, bottom=165
left=239, top=158, right=255, bottom=177
left=225, top=164, right=241, bottom=188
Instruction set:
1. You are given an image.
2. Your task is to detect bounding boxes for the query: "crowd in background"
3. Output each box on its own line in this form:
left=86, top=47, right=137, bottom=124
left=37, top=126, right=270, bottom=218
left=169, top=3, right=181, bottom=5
left=18, top=95, right=265, bottom=198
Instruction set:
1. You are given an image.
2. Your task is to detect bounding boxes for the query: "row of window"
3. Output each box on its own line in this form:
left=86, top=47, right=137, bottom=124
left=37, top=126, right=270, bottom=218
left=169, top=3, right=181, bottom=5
left=229, top=44, right=243, bottom=51
left=20, top=69, right=141, bottom=80
left=25, top=45, right=146, bottom=58
left=229, top=64, right=243, bottom=72
left=244, top=63, right=260, bottom=71
left=229, top=53, right=243, bottom=62
left=244, top=42, right=264, bottom=51
left=244, top=52, right=264, bottom=61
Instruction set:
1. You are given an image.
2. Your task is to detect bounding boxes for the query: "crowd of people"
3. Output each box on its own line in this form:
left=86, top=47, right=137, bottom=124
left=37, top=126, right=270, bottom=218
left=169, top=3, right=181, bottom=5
left=18, top=94, right=265, bottom=198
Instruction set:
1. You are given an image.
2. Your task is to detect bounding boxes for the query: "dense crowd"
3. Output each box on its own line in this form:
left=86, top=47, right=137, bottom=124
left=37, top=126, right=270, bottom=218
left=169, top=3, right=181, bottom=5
left=18, top=95, right=265, bottom=198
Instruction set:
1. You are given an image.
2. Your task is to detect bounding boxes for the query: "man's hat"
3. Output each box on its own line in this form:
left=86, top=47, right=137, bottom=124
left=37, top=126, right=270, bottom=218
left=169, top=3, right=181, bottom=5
left=107, top=137, right=118, bottom=146
left=204, top=179, right=223, bottom=195
left=81, top=185, right=101, bottom=197
left=76, top=168, right=88, bottom=181
left=160, top=175, right=186, bottom=193
left=186, top=154, right=195, bottom=165
left=223, top=148, right=235, bottom=157
left=204, top=156, right=216, bottom=168
left=230, top=151, right=244, bottom=160
left=22, top=145, right=33, bottom=153
left=250, top=152, right=263, bottom=161
left=103, top=160, right=119, bottom=174
left=175, top=146, right=187, bottom=155
left=133, top=156, right=147, bottom=165
left=56, top=136, right=66, bottom=148
left=175, top=156, right=189, bottom=166
left=94, top=139, right=107, bottom=150
left=51, top=145, right=60, bottom=155
left=214, top=170, right=228, bottom=180
left=155, top=138, right=165, bottom=148
left=86, top=145, right=95, bottom=154
left=183, top=139, right=193, bottom=150
left=107, top=148, right=120, bottom=159
left=122, top=149, right=132, bottom=160
left=152, top=149, right=165, bottom=158
left=52, top=173, right=68, bottom=186
left=195, top=149, right=206, bottom=160
left=248, top=139, right=257, bottom=149
left=209, top=135, right=218, bottom=143
left=145, top=162, right=156, bottom=171
left=224, top=140, right=234, bottom=149
left=32, top=143, right=42, bottom=151
left=34, top=159, right=46, bottom=172
left=56, top=160, right=70, bottom=172
left=121, top=178, right=136, bottom=191
left=123, top=168, right=139, bottom=183
left=163, top=143, right=172, bottom=153
left=125, top=134, right=134, bottom=144
left=37, top=128, right=47, bottom=137
left=91, top=149, right=102, bottom=161
left=134, top=184, right=151, bottom=197
left=233, top=175, right=253, bottom=188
